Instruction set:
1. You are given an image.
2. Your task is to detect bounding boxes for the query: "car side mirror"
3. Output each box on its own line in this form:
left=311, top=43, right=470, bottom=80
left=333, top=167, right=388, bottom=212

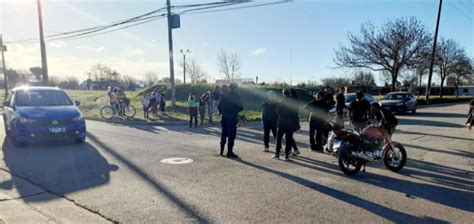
left=75, top=100, right=81, bottom=106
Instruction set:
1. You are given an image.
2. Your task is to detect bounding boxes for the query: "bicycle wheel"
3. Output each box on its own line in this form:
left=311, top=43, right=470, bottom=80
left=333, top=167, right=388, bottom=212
left=100, top=106, right=115, bottom=119
left=124, top=105, right=137, bottom=118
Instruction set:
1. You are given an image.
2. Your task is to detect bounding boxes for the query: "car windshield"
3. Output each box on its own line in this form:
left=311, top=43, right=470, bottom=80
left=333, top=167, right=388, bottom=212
left=15, top=90, right=73, bottom=106
left=383, top=94, right=407, bottom=100
left=345, top=94, right=356, bottom=103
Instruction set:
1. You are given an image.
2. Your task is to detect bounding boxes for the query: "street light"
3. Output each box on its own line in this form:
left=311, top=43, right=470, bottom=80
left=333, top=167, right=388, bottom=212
left=180, top=49, right=191, bottom=84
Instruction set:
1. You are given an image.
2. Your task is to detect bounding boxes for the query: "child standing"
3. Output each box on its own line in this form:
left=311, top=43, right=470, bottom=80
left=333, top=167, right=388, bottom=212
left=142, top=94, right=150, bottom=118
left=188, top=93, right=199, bottom=128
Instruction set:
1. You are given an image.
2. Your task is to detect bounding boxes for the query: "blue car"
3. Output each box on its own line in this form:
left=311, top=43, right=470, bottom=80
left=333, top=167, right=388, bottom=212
left=380, top=92, right=417, bottom=114
left=2, top=87, right=86, bottom=145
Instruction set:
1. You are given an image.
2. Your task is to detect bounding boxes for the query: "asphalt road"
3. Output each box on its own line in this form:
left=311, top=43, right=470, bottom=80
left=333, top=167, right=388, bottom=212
left=0, top=103, right=473, bottom=223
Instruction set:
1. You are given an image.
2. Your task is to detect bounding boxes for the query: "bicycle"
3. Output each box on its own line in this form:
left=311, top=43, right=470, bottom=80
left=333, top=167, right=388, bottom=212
left=100, top=99, right=136, bottom=119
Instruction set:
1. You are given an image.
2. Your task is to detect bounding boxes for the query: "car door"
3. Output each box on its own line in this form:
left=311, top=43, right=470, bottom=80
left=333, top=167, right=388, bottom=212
left=3, top=92, right=14, bottom=131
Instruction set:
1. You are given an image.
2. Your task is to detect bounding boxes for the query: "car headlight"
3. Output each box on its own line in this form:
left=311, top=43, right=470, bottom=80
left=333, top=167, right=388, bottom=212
left=18, top=117, right=36, bottom=124
left=396, top=102, right=404, bottom=106
left=72, top=115, right=84, bottom=122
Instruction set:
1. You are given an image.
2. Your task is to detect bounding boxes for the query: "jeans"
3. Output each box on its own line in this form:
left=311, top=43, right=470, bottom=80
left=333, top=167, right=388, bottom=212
left=263, top=122, right=277, bottom=148
left=275, top=129, right=294, bottom=157
left=199, top=107, right=206, bottom=125
left=309, top=124, right=325, bottom=150
left=221, top=117, right=238, bottom=155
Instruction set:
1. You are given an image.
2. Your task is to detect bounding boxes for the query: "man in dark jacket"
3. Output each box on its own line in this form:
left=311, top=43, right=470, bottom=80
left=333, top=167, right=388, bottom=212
left=304, top=92, right=329, bottom=151
left=349, top=91, right=371, bottom=131
left=370, top=103, right=398, bottom=134
left=262, top=91, right=279, bottom=152
left=218, top=83, right=243, bottom=158
left=274, top=88, right=300, bottom=160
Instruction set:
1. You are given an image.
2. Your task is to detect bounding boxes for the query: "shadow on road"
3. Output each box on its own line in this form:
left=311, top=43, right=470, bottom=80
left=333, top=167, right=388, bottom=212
left=0, top=137, right=118, bottom=202
left=404, top=143, right=474, bottom=159
left=398, top=130, right=473, bottom=142
left=86, top=133, right=211, bottom=223
left=398, top=117, right=465, bottom=128
left=232, top=158, right=449, bottom=223
left=286, top=155, right=474, bottom=213
left=413, top=112, right=467, bottom=119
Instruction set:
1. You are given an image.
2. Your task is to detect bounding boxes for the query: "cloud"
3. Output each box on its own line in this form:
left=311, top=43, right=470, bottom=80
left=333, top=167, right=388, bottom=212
left=76, top=46, right=105, bottom=52
left=50, top=40, right=67, bottom=48
left=250, top=48, right=267, bottom=56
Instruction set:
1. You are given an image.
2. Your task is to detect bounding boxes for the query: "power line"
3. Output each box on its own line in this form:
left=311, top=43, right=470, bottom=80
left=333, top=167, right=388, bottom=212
left=181, top=0, right=290, bottom=15
left=447, top=0, right=473, bottom=21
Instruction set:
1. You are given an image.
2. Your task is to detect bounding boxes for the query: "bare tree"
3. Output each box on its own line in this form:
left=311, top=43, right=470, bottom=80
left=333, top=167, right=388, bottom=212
left=435, top=38, right=469, bottom=98
left=87, top=63, right=120, bottom=89
left=217, top=49, right=240, bottom=82
left=352, top=71, right=376, bottom=91
left=334, top=17, right=432, bottom=91
left=451, top=55, right=472, bottom=97
left=144, top=72, right=159, bottom=87
left=321, top=77, right=351, bottom=89
left=185, top=58, right=206, bottom=85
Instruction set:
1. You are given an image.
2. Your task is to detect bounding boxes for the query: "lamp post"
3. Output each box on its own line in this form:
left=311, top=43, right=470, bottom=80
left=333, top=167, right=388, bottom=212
left=180, top=49, right=191, bottom=84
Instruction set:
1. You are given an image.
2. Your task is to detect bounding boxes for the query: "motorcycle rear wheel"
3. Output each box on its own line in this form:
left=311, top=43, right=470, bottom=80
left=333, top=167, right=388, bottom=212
left=338, top=149, right=362, bottom=176
left=383, top=144, right=407, bottom=172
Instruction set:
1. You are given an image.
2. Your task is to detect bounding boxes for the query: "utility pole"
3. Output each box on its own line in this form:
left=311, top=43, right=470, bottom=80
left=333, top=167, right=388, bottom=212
left=166, top=0, right=176, bottom=107
left=425, top=0, right=443, bottom=103
left=180, top=49, right=191, bottom=84
left=0, top=34, right=8, bottom=96
left=37, top=0, right=49, bottom=86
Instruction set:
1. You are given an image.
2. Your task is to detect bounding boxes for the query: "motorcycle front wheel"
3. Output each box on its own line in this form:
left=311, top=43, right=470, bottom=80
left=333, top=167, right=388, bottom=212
left=383, top=144, right=407, bottom=172
left=338, top=148, right=362, bottom=176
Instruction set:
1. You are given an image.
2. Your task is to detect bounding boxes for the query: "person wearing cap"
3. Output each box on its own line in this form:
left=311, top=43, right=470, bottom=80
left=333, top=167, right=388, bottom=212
left=349, top=91, right=371, bottom=131
left=218, top=83, right=243, bottom=158
left=370, top=102, right=398, bottom=134
left=274, top=88, right=300, bottom=160
left=304, top=91, right=330, bottom=151
left=262, top=90, right=279, bottom=152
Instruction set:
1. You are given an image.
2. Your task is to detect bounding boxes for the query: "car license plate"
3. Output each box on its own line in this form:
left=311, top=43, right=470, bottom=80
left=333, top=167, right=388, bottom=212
left=49, top=127, right=66, bottom=133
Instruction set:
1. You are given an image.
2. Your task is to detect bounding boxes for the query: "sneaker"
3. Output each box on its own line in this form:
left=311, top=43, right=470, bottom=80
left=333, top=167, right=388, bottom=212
left=227, top=153, right=239, bottom=159
left=263, top=147, right=270, bottom=152
left=272, top=155, right=280, bottom=159
left=292, top=150, right=300, bottom=156
left=467, top=123, right=472, bottom=130
left=284, top=156, right=290, bottom=161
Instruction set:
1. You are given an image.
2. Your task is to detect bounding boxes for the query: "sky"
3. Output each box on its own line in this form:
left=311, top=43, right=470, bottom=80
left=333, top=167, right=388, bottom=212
left=0, top=0, right=473, bottom=85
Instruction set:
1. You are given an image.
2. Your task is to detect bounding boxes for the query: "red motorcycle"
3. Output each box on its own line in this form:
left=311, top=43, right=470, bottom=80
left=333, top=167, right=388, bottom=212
left=332, top=121, right=407, bottom=176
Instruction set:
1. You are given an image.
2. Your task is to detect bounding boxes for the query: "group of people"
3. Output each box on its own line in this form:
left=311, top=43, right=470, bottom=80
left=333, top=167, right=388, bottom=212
left=187, top=85, right=230, bottom=128
left=141, top=89, right=166, bottom=118
left=217, top=84, right=398, bottom=161
left=107, top=86, right=129, bottom=115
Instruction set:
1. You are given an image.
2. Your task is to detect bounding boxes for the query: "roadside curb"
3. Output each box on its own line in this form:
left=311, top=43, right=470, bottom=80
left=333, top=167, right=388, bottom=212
left=85, top=117, right=187, bottom=126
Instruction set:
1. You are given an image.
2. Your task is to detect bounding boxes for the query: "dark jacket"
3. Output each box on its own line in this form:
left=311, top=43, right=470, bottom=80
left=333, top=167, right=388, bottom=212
left=324, top=92, right=336, bottom=107
left=262, top=101, right=278, bottom=124
left=350, top=99, right=371, bottom=123
left=336, top=93, right=346, bottom=115
left=276, top=98, right=300, bottom=131
left=304, top=99, right=329, bottom=126
left=374, top=108, right=398, bottom=127
left=218, top=92, right=243, bottom=120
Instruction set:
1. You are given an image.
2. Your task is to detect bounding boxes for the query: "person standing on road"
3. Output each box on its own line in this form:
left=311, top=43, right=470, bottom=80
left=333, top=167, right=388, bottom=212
left=274, top=88, right=300, bottom=161
left=159, top=92, right=166, bottom=115
left=188, top=93, right=199, bottom=128
left=304, top=91, right=329, bottom=152
left=211, top=86, right=221, bottom=118
left=142, top=94, right=150, bottom=119
left=349, top=91, right=371, bottom=131
left=199, top=92, right=210, bottom=127
left=207, top=91, right=214, bottom=126
left=218, top=83, right=243, bottom=158
left=290, top=89, right=301, bottom=156
left=262, top=91, right=278, bottom=152
left=466, top=99, right=474, bottom=130
left=335, top=87, right=346, bottom=128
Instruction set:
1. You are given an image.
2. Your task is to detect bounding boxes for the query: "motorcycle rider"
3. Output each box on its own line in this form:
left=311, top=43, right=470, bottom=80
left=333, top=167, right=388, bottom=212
left=370, top=103, right=398, bottom=134
left=349, top=91, right=371, bottom=132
